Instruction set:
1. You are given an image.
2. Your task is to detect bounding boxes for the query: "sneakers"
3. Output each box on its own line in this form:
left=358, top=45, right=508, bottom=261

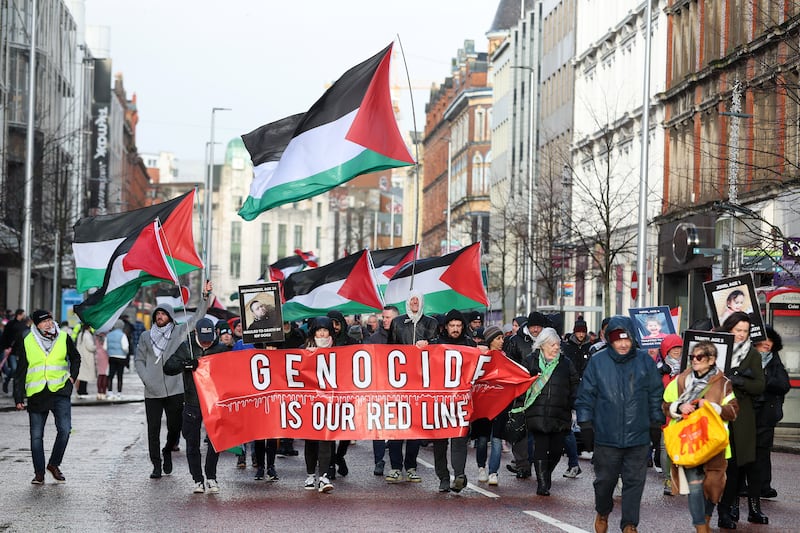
left=438, top=478, right=450, bottom=492
left=385, top=469, right=404, bottom=483
left=304, top=474, right=316, bottom=490
left=579, top=451, right=594, bottom=460
left=46, top=464, right=66, bottom=483
left=318, top=475, right=334, bottom=493
left=31, top=472, right=45, bottom=485
left=406, top=468, right=421, bottom=482
left=254, top=467, right=265, bottom=480
left=488, top=472, right=499, bottom=486
left=373, top=460, right=385, bottom=476
left=563, top=466, right=582, bottom=478
left=236, top=455, right=246, bottom=469
left=451, top=474, right=467, bottom=493
left=265, top=467, right=279, bottom=481
left=193, top=481, right=205, bottom=494
left=206, top=479, right=219, bottom=493
left=478, top=467, right=489, bottom=482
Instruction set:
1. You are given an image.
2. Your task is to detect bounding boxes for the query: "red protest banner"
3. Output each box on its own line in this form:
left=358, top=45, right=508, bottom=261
left=193, top=344, right=533, bottom=451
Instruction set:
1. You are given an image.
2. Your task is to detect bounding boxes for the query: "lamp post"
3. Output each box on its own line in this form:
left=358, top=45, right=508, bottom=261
left=204, top=107, right=231, bottom=280
left=446, top=138, right=452, bottom=253
left=635, top=0, right=653, bottom=308
left=511, top=64, right=537, bottom=314
left=21, top=0, right=38, bottom=311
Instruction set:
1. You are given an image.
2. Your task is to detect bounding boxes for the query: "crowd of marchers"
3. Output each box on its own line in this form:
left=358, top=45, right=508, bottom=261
left=5, top=287, right=790, bottom=533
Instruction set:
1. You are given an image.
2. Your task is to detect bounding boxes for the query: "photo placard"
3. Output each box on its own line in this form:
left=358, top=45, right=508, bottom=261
left=629, top=306, right=676, bottom=349
left=238, top=282, right=284, bottom=345
left=703, top=273, right=765, bottom=341
left=680, top=330, right=735, bottom=374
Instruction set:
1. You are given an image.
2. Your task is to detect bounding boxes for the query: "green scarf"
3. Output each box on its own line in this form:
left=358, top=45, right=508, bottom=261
left=512, top=352, right=560, bottom=413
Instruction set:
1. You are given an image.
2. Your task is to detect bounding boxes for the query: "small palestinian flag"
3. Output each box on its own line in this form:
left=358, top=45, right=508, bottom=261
left=72, top=191, right=203, bottom=332
left=383, top=242, right=489, bottom=315
left=281, top=250, right=382, bottom=322
left=238, top=43, right=415, bottom=220
left=262, top=249, right=319, bottom=282
left=370, top=244, right=417, bottom=295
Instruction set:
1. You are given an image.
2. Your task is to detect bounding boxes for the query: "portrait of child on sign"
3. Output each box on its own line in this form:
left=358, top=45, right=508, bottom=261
left=629, top=306, right=675, bottom=349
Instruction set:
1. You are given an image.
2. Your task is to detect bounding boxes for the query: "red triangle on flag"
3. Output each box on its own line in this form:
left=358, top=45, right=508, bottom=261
left=338, top=252, right=383, bottom=310
left=439, top=243, right=489, bottom=306
left=122, top=221, right=176, bottom=282
left=381, top=246, right=417, bottom=281
left=346, top=44, right=415, bottom=165
left=158, top=191, right=204, bottom=269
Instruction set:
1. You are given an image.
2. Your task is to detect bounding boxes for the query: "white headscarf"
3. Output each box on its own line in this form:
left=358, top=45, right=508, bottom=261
left=406, top=290, right=425, bottom=324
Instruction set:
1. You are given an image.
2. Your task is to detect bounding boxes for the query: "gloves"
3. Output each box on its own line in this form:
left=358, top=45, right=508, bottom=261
left=185, top=358, right=199, bottom=371
left=730, top=374, right=746, bottom=388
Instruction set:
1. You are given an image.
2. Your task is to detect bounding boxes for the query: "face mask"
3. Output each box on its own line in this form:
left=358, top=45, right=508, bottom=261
left=314, top=336, right=332, bottom=348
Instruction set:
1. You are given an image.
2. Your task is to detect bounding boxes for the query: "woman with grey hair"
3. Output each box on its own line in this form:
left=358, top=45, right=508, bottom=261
left=518, top=327, right=579, bottom=495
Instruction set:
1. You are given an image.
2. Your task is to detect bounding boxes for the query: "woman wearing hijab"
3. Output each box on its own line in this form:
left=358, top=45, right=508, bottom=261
left=663, top=341, right=738, bottom=532
left=715, top=311, right=767, bottom=528
left=520, top=327, right=579, bottom=496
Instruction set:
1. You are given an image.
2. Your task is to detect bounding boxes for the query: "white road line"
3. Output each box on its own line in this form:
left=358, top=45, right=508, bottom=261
left=523, top=511, right=591, bottom=533
left=416, top=458, right=500, bottom=498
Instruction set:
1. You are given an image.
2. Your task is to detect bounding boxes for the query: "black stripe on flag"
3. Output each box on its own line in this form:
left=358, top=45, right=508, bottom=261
left=241, top=113, right=304, bottom=167
left=283, top=251, right=366, bottom=300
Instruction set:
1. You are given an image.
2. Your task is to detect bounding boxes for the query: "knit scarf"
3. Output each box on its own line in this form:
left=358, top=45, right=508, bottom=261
left=150, top=322, right=175, bottom=364
left=760, top=351, right=773, bottom=369
left=664, top=356, right=682, bottom=377
left=730, top=339, right=752, bottom=369
left=676, top=365, right=718, bottom=405
left=516, top=352, right=560, bottom=412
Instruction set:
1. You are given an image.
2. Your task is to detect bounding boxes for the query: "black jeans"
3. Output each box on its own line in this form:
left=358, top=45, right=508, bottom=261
left=107, top=358, right=126, bottom=392
left=144, top=394, right=183, bottom=467
left=531, top=430, right=567, bottom=466
left=304, top=440, right=332, bottom=477
left=253, top=439, right=278, bottom=468
left=182, top=403, right=219, bottom=483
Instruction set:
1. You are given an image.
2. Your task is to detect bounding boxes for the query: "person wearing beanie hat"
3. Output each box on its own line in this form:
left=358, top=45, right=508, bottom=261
left=575, top=315, right=664, bottom=533
left=561, top=318, right=594, bottom=480
left=466, top=310, right=483, bottom=338
left=164, top=314, right=227, bottom=494
left=482, top=326, right=504, bottom=347
left=105, top=319, right=130, bottom=400
left=432, top=309, right=477, bottom=493
left=135, top=280, right=213, bottom=481
left=216, top=321, right=234, bottom=348
left=472, top=324, right=508, bottom=486
left=13, top=309, right=81, bottom=485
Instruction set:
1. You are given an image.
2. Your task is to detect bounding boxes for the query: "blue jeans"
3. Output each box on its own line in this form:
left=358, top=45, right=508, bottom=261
left=3, top=353, right=17, bottom=383
left=686, top=465, right=715, bottom=526
left=564, top=431, right=579, bottom=468
left=592, top=444, right=649, bottom=530
left=476, top=433, right=503, bottom=474
left=388, top=440, right=420, bottom=470
left=28, top=395, right=72, bottom=474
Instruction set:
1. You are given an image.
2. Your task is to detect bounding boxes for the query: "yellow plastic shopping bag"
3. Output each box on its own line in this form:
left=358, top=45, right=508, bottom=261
left=664, top=400, right=729, bottom=468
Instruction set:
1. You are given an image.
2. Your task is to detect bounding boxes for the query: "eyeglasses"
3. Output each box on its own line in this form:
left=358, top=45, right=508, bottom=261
left=690, top=353, right=709, bottom=361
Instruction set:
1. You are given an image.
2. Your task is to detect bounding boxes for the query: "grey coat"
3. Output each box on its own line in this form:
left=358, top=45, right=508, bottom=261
left=134, top=297, right=211, bottom=399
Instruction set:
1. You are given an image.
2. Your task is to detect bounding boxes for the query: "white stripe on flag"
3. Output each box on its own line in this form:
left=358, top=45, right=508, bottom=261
left=106, top=254, right=144, bottom=293
left=383, top=266, right=450, bottom=305
left=286, top=279, right=351, bottom=308
left=73, top=238, right=126, bottom=270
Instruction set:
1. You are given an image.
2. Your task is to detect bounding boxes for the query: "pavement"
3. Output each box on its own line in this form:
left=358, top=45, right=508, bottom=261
left=3, top=370, right=799, bottom=454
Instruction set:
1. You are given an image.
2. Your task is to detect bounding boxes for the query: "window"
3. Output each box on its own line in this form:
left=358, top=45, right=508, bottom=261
left=230, top=222, right=241, bottom=278
left=294, top=225, right=303, bottom=249
left=316, top=226, right=321, bottom=250
left=278, top=224, right=287, bottom=257
left=260, top=223, right=271, bottom=274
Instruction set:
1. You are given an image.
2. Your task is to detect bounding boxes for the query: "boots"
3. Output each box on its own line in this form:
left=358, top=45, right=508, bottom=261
left=622, top=526, right=638, bottom=533
left=717, top=503, right=737, bottom=530
left=694, top=525, right=710, bottom=533
left=729, top=500, right=739, bottom=522
left=534, top=460, right=550, bottom=496
left=747, top=497, right=769, bottom=524
left=594, top=513, right=609, bottom=533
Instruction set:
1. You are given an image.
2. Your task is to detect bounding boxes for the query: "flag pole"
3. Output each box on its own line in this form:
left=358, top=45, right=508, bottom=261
left=395, top=34, right=420, bottom=291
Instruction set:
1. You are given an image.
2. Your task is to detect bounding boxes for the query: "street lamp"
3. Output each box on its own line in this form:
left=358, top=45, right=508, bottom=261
left=511, top=64, right=537, bottom=314
left=446, top=138, right=452, bottom=253
left=204, top=107, right=231, bottom=279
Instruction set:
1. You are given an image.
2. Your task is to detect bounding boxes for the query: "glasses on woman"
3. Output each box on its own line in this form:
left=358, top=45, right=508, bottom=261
left=690, top=353, right=709, bottom=361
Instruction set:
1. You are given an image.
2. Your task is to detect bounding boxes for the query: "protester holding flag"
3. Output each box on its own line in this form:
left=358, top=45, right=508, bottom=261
left=387, top=291, right=439, bottom=347
left=14, top=310, right=81, bottom=485
left=135, top=280, right=213, bottom=480
left=432, top=309, right=477, bottom=493
left=303, top=317, right=336, bottom=493
left=164, top=317, right=228, bottom=494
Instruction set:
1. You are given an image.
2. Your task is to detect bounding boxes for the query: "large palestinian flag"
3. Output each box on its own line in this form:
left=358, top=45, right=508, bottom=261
left=383, top=242, right=489, bottom=315
left=238, top=43, right=415, bottom=220
left=72, top=191, right=203, bottom=332
left=281, top=250, right=382, bottom=322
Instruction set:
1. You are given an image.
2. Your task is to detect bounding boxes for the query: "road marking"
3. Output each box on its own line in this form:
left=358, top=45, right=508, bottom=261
left=523, top=511, right=590, bottom=533
left=416, top=458, right=500, bottom=498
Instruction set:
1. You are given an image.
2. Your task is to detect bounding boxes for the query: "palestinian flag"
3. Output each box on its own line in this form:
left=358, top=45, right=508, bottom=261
left=262, top=249, right=319, bottom=282
left=370, top=245, right=417, bottom=295
left=383, top=242, right=489, bottom=315
left=72, top=191, right=203, bottom=332
left=238, top=43, right=415, bottom=220
left=281, top=250, right=382, bottom=322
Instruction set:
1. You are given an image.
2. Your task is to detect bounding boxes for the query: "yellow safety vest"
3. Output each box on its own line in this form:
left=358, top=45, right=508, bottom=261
left=24, top=332, right=70, bottom=397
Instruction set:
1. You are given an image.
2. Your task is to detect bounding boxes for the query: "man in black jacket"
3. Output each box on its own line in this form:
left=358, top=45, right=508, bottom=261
left=164, top=318, right=227, bottom=494
left=560, top=318, right=592, bottom=479
left=432, top=309, right=477, bottom=493
left=1, top=308, right=27, bottom=393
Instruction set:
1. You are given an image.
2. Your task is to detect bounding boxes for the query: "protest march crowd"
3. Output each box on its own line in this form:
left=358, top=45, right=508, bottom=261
left=5, top=278, right=791, bottom=533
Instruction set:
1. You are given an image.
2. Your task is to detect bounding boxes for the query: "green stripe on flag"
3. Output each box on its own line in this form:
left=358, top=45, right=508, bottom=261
left=282, top=300, right=382, bottom=323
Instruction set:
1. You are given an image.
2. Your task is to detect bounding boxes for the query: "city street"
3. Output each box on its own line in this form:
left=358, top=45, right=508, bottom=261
left=1, top=380, right=798, bottom=533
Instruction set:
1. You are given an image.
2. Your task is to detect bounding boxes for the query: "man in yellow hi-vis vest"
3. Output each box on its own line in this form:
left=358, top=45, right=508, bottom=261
left=13, top=310, right=81, bottom=485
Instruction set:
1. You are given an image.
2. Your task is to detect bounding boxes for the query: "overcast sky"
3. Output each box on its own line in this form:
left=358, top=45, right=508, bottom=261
left=82, top=0, right=500, bottom=167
